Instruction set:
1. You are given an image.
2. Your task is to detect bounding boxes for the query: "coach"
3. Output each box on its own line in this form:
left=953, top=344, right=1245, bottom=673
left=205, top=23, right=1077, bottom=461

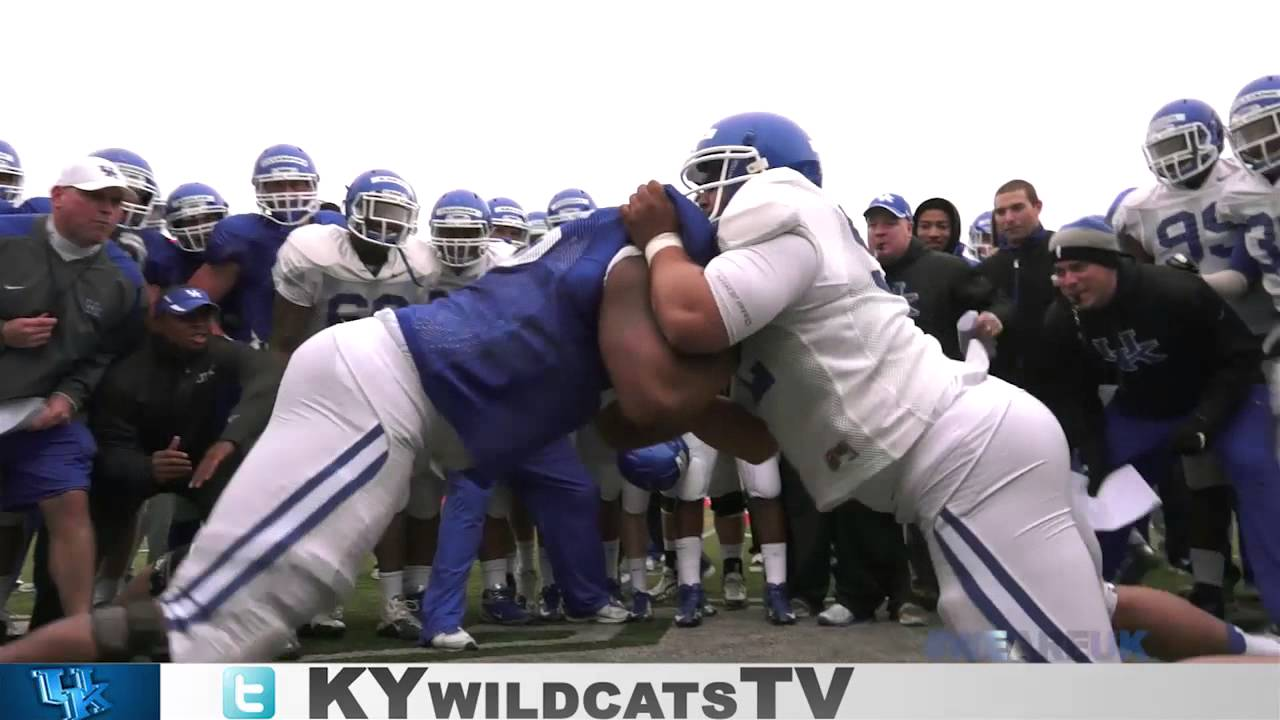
left=1040, top=217, right=1280, bottom=629
left=0, top=157, right=144, bottom=618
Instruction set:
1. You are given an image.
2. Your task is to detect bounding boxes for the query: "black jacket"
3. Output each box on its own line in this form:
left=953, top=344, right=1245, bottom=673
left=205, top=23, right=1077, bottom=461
left=1041, top=261, right=1262, bottom=475
left=881, top=239, right=1007, bottom=360
left=978, top=226, right=1058, bottom=399
left=90, top=334, right=282, bottom=501
left=0, top=216, right=144, bottom=410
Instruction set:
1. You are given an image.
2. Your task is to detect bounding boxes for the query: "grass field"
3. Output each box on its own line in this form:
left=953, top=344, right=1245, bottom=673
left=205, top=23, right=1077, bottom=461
left=4, top=510, right=1267, bottom=662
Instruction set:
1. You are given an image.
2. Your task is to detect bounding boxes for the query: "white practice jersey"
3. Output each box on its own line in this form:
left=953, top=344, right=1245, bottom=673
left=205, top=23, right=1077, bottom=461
left=1219, top=170, right=1280, bottom=313
left=1112, top=157, right=1275, bottom=332
left=272, top=224, right=442, bottom=336
left=710, top=168, right=976, bottom=512
left=428, top=240, right=518, bottom=298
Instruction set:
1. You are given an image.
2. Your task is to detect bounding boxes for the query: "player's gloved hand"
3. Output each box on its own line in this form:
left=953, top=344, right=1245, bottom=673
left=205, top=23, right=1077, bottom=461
left=1166, top=253, right=1199, bottom=274
left=1169, top=419, right=1209, bottom=455
left=617, top=437, right=690, bottom=493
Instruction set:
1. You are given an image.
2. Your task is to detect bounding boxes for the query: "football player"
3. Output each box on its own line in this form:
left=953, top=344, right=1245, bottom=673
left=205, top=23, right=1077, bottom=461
left=0, top=139, right=23, bottom=214
left=621, top=111, right=1280, bottom=662
left=488, top=197, right=532, bottom=248
left=546, top=188, right=596, bottom=229
left=271, top=169, right=440, bottom=641
left=187, top=144, right=345, bottom=348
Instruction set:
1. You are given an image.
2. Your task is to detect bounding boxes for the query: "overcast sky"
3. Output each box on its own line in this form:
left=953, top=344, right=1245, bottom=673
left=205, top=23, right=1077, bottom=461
left=8, top=0, right=1276, bottom=233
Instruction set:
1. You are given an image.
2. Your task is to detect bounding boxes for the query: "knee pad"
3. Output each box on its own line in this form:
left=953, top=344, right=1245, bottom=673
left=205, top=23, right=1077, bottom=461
left=91, top=600, right=170, bottom=661
left=711, top=490, right=746, bottom=517
left=487, top=486, right=512, bottom=520
left=670, top=434, right=713, bottom=502
left=149, top=544, right=191, bottom=598
left=621, top=482, right=651, bottom=515
left=739, top=454, right=781, bottom=500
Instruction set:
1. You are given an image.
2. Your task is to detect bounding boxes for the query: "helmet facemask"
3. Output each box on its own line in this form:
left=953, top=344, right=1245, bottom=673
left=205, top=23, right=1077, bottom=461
left=1143, top=123, right=1219, bottom=187
left=1230, top=107, right=1280, bottom=178
left=350, top=192, right=419, bottom=248
left=680, top=145, right=770, bottom=220
left=255, top=174, right=320, bottom=226
left=430, top=210, right=490, bottom=268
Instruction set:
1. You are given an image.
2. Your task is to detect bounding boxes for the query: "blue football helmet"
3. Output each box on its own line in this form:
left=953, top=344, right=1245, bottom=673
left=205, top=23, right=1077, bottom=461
left=344, top=170, right=419, bottom=248
left=967, top=211, right=995, bottom=259
left=527, top=210, right=550, bottom=245
left=546, top=188, right=596, bottom=228
left=252, top=144, right=320, bottom=226
left=488, top=196, right=531, bottom=247
left=91, top=148, right=160, bottom=229
left=0, top=139, right=22, bottom=205
left=1141, top=100, right=1224, bottom=186
left=1229, top=75, right=1280, bottom=178
left=165, top=182, right=229, bottom=253
left=681, top=112, right=822, bottom=220
left=429, top=189, right=491, bottom=267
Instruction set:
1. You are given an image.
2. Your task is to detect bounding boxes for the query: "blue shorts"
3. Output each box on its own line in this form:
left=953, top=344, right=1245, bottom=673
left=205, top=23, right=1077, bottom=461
left=0, top=421, right=96, bottom=511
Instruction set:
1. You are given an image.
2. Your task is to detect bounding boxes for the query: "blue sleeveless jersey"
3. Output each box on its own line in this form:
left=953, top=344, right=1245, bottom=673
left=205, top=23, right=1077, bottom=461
left=396, top=186, right=715, bottom=470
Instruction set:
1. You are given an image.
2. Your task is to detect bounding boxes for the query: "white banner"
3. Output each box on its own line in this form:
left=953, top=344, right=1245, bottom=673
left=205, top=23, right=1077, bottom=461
left=163, top=662, right=1280, bottom=720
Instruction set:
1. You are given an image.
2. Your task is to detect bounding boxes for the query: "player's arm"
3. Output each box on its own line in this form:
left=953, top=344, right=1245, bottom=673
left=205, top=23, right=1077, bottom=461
left=643, top=234, right=818, bottom=355
left=621, top=181, right=818, bottom=355
left=597, top=252, right=734, bottom=439
left=269, top=242, right=321, bottom=364
left=187, top=262, right=239, bottom=302
left=270, top=293, right=313, bottom=364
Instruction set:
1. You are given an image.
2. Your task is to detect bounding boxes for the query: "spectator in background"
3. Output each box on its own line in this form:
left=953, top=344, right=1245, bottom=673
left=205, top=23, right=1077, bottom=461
left=0, top=157, right=145, bottom=622
left=977, top=179, right=1059, bottom=402
left=84, top=286, right=281, bottom=607
left=912, top=197, right=974, bottom=264
left=866, top=193, right=1006, bottom=615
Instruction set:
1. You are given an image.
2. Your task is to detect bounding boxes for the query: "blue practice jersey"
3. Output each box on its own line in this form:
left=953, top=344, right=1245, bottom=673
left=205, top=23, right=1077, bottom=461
left=396, top=186, right=716, bottom=470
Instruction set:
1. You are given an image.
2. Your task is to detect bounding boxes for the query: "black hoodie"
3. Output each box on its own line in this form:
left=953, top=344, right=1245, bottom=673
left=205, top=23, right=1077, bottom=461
left=913, top=197, right=963, bottom=256
left=880, top=238, right=1007, bottom=360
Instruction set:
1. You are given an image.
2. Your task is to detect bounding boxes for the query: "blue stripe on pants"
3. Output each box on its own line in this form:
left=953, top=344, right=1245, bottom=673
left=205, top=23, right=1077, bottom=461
left=165, top=426, right=386, bottom=629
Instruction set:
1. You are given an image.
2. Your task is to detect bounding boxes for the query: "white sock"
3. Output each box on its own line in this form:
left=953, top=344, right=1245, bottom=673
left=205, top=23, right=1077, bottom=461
left=378, top=570, right=404, bottom=604
left=762, top=542, right=787, bottom=585
left=628, top=558, right=649, bottom=593
left=1190, top=548, right=1225, bottom=587
left=1229, top=625, right=1280, bottom=656
left=663, top=536, right=675, bottom=552
left=603, top=539, right=620, bottom=581
left=404, top=565, right=431, bottom=595
left=517, top=541, right=536, bottom=576
left=93, top=576, right=123, bottom=606
left=482, top=559, right=508, bottom=588
left=539, top=547, right=556, bottom=587
left=721, top=543, right=743, bottom=566
left=675, top=536, right=703, bottom=587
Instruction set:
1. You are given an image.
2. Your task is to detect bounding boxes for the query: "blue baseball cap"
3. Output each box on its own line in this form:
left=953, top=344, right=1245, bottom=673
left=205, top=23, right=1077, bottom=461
left=864, top=193, right=912, bottom=219
left=159, top=286, right=219, bottom=316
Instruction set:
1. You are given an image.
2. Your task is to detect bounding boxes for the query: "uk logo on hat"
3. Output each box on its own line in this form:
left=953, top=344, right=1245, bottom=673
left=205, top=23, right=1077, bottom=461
left=864, top=193, right=912, bottom=219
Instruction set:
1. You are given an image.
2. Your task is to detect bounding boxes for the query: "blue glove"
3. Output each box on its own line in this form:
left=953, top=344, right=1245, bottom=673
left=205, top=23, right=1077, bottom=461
left=617, top=438, right=690, bottom=493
